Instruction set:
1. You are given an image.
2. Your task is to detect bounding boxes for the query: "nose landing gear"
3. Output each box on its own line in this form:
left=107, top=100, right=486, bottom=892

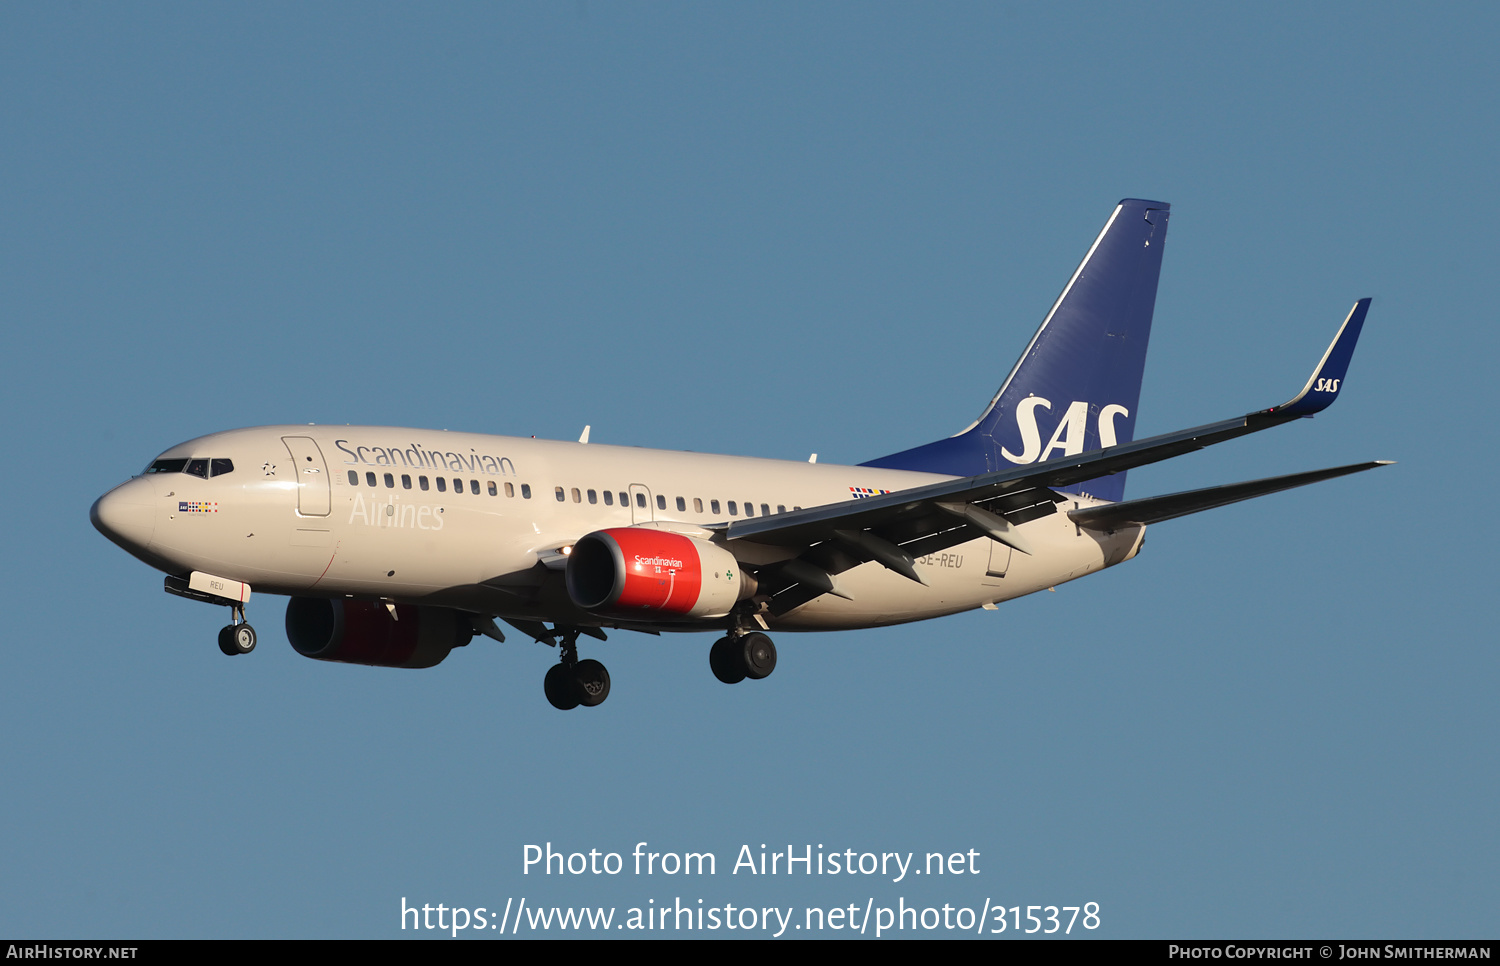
left=162, top=574, right=258, bottom=658
left=217, top=604, right=257, bottom=656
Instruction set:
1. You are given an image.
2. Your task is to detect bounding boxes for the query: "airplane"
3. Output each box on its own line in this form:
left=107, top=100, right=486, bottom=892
left=91, top=198, right=1388, bottom=710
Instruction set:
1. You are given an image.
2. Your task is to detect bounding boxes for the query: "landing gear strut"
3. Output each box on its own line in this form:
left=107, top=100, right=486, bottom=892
left=543, top=628, right=611, bottom=710
left=710, top=630, right=776, bottom=684
left=217, top=604, right=256, bottom=656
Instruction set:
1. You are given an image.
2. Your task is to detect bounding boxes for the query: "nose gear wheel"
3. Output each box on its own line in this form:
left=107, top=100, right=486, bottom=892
left=217, top=604, right=256, bottom=656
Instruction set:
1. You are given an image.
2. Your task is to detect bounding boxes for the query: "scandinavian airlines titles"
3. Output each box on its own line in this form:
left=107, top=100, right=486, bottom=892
left=334, top=438, right=517, bottom=477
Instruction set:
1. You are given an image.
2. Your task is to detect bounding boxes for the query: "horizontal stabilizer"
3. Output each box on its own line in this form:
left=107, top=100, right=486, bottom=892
left=1068, top=461, right=1392, bottom=531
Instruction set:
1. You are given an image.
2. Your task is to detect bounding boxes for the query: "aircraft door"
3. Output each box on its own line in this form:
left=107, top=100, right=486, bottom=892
left=281, top=436, right=331, bottom=517
left=628, top=484, right=654, bottom=525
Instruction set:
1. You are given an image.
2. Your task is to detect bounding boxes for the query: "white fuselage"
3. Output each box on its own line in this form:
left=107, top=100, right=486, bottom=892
left=94, top=426, right=1145, bottom=632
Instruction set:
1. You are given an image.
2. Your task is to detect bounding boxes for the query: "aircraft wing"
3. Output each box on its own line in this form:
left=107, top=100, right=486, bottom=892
left=718, top=299, right=1379, bottom=613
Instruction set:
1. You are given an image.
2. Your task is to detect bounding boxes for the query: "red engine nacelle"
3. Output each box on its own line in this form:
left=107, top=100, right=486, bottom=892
left=284, top=598, right=473, bottom=668
left=565, top=528, right=755, bottom=619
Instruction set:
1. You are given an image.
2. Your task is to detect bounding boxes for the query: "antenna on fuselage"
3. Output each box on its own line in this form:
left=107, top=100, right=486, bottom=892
left=579, top=425, right=591, bottom=444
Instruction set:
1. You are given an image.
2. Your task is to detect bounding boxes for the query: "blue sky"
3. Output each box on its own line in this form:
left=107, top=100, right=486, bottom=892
left=2, top=2, right=1495, bottom=938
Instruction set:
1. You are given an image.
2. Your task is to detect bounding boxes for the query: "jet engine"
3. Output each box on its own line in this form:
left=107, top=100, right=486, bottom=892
left=565, top=528, right=756, bottom=619
left=284, top=597, right=472, bottom=668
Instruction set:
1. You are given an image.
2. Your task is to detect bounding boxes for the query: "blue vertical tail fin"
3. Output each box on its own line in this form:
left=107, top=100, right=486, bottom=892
left=861, top=198, right=1170, bottom=502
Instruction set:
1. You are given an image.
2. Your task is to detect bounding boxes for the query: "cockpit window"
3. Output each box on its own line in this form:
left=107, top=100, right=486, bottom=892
left=146, top=457, right=234, bottom=477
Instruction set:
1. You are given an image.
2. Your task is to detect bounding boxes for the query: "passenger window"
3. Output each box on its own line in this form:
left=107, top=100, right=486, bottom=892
left=620, top=492, right=629, bottom=506
left=777, top=505, right=786, bottom=514
left=185, top=459, right=209, bottom=479
left=603, top=491, right=613, bottom=506
left=745, top=503, right=755, bottom=517
left=471, top=479, right=480, bottom=495
left=366, top=472, right=377, bottom=487
left=488, top=481, right=497, bottom=496
left=676, top=496, right=686, bottom=512
left=571, top=487, right=581, bottom=503
left=761, top=504, right=770, bottom=516
left=403, top=475, right=412, bottom=490
left=555, top=486, right=566, bottom=502
left=711, top=500, right=720, bottom=514
left=656, top=494, right=666, bottom=510
left=436, top=477, right=447, bottom=493
left=420, top=476, right=430, bottom=491
left=505, top=482, right=514, bottom=497
left=453, top=478, right=463, bottom=493
left=636, top=493, right=646, bottom=508
left=587, top=489, right=597, bottom=504
left=383, top=473, right=394, bottom=488
left=728, top=501, right=737, bottom=515
left=210, top=459, right=234, bottom=477
left=521, top=484, right=532, bottom=499
left=348, top=470, right=359, bottom=485
left=694, top=498, right=703, bottom=513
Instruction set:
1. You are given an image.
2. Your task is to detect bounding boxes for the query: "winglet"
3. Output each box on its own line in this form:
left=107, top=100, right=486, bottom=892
left=1263, top=298, right=1371, bottom=418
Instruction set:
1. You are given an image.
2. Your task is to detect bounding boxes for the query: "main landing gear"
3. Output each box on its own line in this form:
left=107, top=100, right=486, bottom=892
left=217, top=604, right=257, bottom=656
left=544, top=628, right=611, bottom=711
left=709, top=631, right=777, bottom=685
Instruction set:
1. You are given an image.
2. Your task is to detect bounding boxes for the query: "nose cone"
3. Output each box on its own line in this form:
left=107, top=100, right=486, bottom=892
left=91, top=479, right=157, bottom=555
